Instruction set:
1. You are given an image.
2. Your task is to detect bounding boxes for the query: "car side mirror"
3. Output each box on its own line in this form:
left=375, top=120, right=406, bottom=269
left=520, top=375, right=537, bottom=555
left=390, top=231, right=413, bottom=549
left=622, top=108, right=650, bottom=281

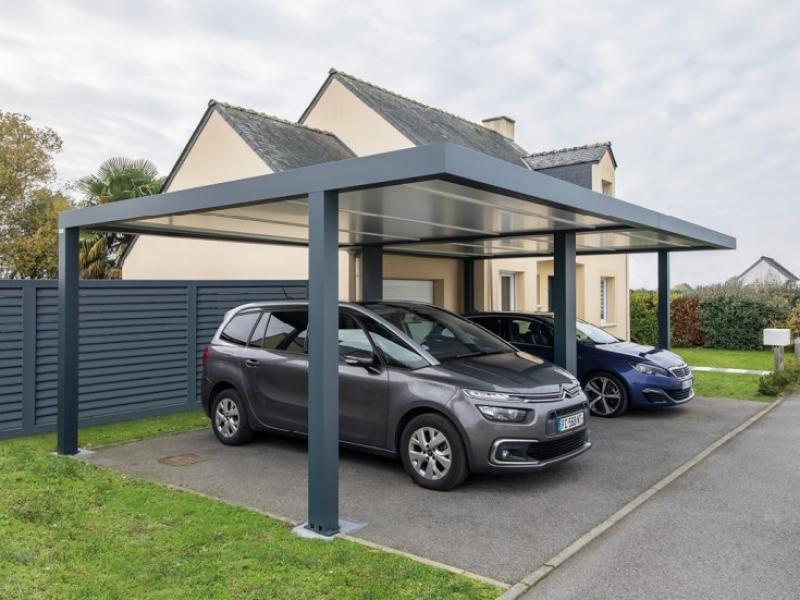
left=344, top=349, right=379, bottom=372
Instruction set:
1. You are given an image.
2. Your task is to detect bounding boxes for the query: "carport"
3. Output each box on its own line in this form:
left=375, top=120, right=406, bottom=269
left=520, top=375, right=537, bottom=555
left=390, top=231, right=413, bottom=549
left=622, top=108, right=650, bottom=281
left=56, top=143, right=735, bottom=536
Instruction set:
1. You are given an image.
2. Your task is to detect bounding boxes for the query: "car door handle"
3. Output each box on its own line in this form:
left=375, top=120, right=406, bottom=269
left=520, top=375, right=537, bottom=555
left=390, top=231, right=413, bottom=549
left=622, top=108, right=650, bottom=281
left=244, top=359, right=259, bottom=368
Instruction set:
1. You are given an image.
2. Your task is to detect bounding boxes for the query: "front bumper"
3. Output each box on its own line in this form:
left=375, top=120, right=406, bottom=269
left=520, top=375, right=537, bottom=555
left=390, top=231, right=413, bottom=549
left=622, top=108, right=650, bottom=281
left=456, top=394, right=592, bottom=474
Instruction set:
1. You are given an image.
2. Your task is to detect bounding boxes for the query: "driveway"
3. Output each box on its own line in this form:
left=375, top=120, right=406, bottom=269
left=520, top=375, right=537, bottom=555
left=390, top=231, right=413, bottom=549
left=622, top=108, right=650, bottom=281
left=84, top=396, right=764, bottom=585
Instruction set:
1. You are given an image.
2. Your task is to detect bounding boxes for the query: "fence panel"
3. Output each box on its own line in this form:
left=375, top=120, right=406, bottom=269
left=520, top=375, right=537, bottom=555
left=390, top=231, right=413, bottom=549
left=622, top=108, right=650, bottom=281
left=0, top=280, right=307, bottom=440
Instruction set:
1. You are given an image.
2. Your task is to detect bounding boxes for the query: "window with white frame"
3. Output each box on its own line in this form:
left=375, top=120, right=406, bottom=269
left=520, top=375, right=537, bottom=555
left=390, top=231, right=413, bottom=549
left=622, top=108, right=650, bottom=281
left=500, top=272, right=516, bottom=311
left=600, top=276, right=614, bottom=323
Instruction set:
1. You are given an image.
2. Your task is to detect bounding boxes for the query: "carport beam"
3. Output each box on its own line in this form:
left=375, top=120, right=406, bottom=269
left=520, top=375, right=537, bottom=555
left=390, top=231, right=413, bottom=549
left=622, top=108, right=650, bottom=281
left=553, top=232, right=577, bottom=374
left=306, top=190, right=341, bottom=536
left=658, top=250, right=671, bottom=350
left=57, top=227, right=80, bottom=455
left=360, top=246, right=383, bottom=300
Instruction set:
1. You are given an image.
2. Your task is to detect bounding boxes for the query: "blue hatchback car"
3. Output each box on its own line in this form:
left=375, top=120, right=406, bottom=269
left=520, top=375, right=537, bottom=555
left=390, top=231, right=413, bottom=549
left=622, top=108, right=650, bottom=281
left=467, top=312, right=694, bottom=417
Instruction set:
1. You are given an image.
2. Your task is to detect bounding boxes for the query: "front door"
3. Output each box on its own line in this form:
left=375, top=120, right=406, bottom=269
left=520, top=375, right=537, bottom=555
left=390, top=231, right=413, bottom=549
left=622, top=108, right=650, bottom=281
left=242, top=308, right=389, bottom=447
left=505, top=317, right=555, bottom=363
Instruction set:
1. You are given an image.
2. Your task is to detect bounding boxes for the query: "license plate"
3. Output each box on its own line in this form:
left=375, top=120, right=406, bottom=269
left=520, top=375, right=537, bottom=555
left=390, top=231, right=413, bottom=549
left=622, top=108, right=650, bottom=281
left=557, top=411, right=584, bottom=433
left=681, top=378, right=693, bottom=390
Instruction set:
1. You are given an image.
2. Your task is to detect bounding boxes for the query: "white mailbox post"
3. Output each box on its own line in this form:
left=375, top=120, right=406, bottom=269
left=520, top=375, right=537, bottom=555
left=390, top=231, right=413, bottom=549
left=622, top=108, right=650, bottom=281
left=763, top=328, right=791, bottom=372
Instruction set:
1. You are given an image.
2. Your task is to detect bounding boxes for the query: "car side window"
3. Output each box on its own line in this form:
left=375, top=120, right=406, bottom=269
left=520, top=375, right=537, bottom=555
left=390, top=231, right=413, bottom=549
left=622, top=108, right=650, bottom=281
left=248, top=312, right=269, bottom=347
left=362, top=317, right=428, bottom=370
left=471, top=316, right=502, bottom=335
left=220, top=310, right=260, bottom=346
left=338, top=313, right=373, bottom=358
left=510, top=318, right=553, bottom=347
left=262, top=310, right=308, bottom=353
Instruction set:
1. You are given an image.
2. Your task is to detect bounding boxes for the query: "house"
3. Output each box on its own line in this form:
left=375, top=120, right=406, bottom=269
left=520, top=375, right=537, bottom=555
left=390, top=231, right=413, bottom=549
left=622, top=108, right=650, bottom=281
left=121, top=69, right=630, bottom=339
left=737, top=256, right=799, bottom=286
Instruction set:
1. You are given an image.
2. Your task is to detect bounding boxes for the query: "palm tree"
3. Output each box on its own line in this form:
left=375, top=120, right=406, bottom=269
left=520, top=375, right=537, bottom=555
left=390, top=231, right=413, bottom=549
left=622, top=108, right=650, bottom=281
left=77, top=158, right=165, bottom=278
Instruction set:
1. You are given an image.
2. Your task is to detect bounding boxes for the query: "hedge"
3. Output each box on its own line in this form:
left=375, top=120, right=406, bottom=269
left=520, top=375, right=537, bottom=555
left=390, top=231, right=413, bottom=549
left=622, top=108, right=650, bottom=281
left=630, top=283, right=798, bottom=350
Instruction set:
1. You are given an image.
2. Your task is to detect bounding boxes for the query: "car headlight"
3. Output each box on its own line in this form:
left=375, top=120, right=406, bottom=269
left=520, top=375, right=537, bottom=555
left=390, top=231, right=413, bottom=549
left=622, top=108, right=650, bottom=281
left=463, top=389, right=513, bottom=402
left=632, top=362, right=669, bottom=376
left=476, top=405, right=529, bottom=423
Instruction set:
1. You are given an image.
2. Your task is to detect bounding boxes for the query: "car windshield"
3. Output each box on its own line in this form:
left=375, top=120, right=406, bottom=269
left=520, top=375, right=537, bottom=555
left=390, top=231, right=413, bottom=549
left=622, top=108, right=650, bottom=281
left=576, top=320, right=620, bottom=344
left=363, top=303, right=512, bottom=362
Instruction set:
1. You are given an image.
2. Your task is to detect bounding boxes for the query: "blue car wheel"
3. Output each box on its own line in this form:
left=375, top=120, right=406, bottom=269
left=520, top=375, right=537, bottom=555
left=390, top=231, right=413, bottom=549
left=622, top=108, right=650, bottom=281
left=584, top=373, right=629, bottom=417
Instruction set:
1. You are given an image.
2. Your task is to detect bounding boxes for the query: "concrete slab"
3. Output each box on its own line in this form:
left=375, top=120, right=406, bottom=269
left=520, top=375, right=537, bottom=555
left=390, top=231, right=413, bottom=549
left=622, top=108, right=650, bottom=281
left=82, top=397, right=764, bottom=584
left=527, top=394, right=800, bottom=600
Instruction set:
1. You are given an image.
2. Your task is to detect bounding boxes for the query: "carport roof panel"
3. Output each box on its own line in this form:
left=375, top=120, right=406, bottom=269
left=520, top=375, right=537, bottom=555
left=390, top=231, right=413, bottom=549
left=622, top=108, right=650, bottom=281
left=60, top=143, right=735, bottom=255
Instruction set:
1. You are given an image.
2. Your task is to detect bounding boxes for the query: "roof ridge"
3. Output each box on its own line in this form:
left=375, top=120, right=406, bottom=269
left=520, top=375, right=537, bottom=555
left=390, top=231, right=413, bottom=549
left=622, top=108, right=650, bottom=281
left=328, top=68, right=512, bottom=140
left=209, top=99, right=342, bottom=138
left=525, top=141, right=611, bottom=158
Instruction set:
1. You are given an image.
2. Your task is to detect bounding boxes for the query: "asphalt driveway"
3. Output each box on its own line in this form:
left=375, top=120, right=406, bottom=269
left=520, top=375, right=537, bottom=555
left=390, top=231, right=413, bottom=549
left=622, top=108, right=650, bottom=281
left=84, top=396, right=764, bottom=585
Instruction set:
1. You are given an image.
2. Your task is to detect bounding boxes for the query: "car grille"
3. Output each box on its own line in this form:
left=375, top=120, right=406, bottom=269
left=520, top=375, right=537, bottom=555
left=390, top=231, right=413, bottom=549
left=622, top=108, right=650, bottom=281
left=563, top=383, right=582, bottom=398
left=527, top=430, right=587, bottom=461
left=668, top=387, right=693, bottom=401
left=670, top=365, right=692, bottom=379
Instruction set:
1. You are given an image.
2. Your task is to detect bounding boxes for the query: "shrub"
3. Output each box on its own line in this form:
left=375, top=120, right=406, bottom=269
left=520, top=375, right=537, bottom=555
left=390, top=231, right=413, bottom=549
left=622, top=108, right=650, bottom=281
left=671, top=294, right=704, bottom=347
left=630, top=289, right=657, bottom=346
left=758, top=362, right=800, bottom=396
left=698, top=285, right=790, bottom=350
left=786, top=304, right=800, bottom=341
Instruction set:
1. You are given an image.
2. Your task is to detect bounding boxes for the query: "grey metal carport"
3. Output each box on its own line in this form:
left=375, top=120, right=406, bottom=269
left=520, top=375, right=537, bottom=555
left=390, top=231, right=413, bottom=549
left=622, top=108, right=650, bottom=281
left=56, top=142, right=735, bottom=536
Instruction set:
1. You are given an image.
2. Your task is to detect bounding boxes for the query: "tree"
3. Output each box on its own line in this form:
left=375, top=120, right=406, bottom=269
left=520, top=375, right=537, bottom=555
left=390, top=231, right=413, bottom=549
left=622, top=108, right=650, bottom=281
left=0, top=190, right=70, bottom=278
left=0, top=110, right=68, bottom=278
left=77, top=157, right=165, bottom=278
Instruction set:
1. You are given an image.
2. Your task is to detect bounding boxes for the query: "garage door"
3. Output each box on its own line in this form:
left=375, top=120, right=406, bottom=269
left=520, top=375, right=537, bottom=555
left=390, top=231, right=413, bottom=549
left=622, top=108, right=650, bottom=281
left=382, top=279, right=435, bottom=303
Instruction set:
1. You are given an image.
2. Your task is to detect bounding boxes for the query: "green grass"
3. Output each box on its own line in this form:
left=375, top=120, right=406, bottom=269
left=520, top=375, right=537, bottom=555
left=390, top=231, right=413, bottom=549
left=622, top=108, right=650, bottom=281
left=0, top=413, right=499, bottom=600
left=672, top=347, right=797, bottom=402
left=673, top=347, right=797, bottom=371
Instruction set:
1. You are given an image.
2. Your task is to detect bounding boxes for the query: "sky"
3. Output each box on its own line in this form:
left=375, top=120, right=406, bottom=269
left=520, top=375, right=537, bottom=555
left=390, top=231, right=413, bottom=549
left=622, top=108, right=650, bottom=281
left=1, top=0, right=798, bottom=288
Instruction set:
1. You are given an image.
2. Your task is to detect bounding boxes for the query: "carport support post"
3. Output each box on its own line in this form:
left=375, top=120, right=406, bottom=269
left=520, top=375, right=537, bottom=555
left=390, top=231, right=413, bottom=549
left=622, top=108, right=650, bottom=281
left=57, top=227, right=80, bottom=455
left=360, top=245, right=383, bottom=300
left=553, top=232, right=577, bottom=374
left=307, top=190, right=340, bottom=536
left=463, top=258, right=475, bottom=314
left=658, top=250, right=671, bottom=350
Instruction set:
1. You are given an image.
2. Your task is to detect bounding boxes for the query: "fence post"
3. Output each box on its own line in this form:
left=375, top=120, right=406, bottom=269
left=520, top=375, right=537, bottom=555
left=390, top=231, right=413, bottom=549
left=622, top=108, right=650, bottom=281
left=21, top=284, right=36, bottom=432
left=186, top=283, right=198, bottom=404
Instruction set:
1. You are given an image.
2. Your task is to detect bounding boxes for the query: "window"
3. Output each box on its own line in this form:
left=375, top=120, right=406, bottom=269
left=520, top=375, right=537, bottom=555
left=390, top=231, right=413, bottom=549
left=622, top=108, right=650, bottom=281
left=510, top=318, right=553, bottom=347
left=500, top=272, right=516, bottom=311
left=600, top=277, right=614, bottom=323
left=338, top=313, right=373, bottom=359
left=362, top=318, right=428, bottom=369
left=470, top=316, right=503, bottom=335
left=262, top=310, right=308, bottom=353
left=602, top=179, right=614, bottom=196
left=220, top=310, right=260, bottom=346
left=248, top=312, right=269, bottom=347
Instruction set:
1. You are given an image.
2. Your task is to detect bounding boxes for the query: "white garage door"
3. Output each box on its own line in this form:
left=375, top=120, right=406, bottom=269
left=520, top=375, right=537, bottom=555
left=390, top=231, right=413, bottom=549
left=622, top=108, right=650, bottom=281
left=382, top=279, right=435, bottom=303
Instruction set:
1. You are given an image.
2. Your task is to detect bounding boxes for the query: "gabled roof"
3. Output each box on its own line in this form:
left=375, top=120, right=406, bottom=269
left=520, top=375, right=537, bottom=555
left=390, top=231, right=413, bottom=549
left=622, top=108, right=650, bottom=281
left=300, top=69, right=530, bottom=166
left=213, top=101, right=355, bottom=172
left=161, top=100, right=355, bottom=192
left=738, top=256, right=799, bottom=282
left=523, top=142, right=616, bottom=170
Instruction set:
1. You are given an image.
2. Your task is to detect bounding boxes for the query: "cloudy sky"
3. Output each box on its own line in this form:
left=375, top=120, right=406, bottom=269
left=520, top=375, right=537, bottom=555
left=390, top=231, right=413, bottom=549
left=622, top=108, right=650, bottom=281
left=2, top=0, right=797, bottom=287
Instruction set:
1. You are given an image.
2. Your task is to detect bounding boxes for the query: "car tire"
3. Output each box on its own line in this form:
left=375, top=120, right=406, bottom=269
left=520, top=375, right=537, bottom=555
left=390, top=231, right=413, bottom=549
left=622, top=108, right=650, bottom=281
left=211, top=388, right=254, bottom=445
left=399, top=413, right=468, bottom=491
left=583, top=372, right=629, bottom=418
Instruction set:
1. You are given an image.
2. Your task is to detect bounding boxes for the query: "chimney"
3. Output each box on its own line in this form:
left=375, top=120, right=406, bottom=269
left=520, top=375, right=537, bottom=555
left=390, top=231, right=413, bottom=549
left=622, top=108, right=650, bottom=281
left=482, top=116, right=515, bottom=140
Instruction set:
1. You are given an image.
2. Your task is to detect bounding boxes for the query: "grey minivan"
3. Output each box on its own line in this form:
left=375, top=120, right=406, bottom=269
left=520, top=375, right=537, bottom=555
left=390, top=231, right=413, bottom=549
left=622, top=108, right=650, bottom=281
left=201, top=301, right=591, bottom=490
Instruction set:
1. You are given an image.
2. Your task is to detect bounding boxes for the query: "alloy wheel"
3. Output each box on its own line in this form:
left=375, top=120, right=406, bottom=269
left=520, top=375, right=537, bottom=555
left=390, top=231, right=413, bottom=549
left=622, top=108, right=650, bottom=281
left=407, top=426, right=452, bottom=481
left=584, top=376, right=623, bottom=416
left=214, top=397, right=240, bottom=438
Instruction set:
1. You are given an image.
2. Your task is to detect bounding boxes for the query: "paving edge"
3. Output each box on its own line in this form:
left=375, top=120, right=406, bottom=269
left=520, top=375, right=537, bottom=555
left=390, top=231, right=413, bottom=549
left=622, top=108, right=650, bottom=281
left=497, top=394, right=789, bottom=600
left=74, top=458, right=509, bottom=591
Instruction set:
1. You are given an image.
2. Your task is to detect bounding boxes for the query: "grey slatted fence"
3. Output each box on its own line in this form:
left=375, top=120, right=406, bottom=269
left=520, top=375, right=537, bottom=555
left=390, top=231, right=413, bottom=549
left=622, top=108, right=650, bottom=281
left=0, top=280, right=307, bottom=440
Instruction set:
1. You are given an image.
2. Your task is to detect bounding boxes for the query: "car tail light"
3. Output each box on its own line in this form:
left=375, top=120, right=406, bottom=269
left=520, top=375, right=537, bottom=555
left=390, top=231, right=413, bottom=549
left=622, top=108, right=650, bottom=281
left=201, top=346, right=210, bottom=367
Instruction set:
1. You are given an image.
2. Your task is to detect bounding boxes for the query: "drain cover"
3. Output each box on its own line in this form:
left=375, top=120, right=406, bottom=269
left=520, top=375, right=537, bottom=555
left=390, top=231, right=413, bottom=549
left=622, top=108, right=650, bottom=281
left=158, top=453, right=205, bottom=467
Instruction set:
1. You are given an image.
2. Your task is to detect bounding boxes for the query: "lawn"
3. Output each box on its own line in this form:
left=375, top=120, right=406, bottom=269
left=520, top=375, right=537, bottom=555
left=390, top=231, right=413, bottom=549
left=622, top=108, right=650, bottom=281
left=0, top=413, right=499, bottom=600
left=672, top=347, right=797, bottom=401
left=673, top=347, right=796, bottom=371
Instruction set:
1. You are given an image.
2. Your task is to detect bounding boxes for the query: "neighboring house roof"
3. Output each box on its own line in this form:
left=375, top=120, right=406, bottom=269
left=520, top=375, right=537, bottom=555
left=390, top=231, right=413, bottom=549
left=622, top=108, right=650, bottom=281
left=523, top=142, right=616, bottom=170
left=301, top=69, right=530, bottom=166
left=161, top=100, right=355, bottom=192
left=738, top=256, right=799, bottom=283
left=213, top=101, right=355, bottom=172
